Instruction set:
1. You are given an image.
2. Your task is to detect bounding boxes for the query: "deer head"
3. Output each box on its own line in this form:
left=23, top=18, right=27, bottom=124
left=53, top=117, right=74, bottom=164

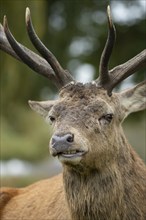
left=0, top=6, right=146, bottom=169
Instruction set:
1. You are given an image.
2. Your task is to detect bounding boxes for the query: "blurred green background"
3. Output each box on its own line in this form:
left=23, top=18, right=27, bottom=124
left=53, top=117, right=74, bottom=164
left=0, top=0, right=146, bottom=187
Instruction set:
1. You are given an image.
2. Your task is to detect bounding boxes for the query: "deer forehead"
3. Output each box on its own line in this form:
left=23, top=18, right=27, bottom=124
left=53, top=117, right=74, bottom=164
left=53, top=83, right=120, bottom=115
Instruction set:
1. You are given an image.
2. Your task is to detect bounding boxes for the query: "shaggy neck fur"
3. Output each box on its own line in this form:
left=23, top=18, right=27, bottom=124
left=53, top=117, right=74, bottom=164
left=63, top=167, right=124, bottom=220
left=63, top=133, right=146, bottom=220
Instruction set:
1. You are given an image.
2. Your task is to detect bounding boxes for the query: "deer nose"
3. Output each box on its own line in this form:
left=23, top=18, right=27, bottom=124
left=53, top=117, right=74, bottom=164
left=50, top=133, right=74, bottom=156
left=52, top=133, right=74, bottom=145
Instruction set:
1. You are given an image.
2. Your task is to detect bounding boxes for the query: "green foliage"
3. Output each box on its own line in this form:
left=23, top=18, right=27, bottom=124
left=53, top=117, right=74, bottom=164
left=1, top=107, right=51, bottom=161
left=123, top=114, right=146, bottom=163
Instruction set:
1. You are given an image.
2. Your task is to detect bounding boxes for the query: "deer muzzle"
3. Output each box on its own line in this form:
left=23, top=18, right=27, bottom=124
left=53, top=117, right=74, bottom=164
left=50, top=133, right=86, bottom=163
left=50, top=133, right=74, bottom=156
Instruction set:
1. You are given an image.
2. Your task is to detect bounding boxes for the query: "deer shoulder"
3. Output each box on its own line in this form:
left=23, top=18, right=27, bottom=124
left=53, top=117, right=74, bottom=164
left=0, top=174, right=70, bottom=220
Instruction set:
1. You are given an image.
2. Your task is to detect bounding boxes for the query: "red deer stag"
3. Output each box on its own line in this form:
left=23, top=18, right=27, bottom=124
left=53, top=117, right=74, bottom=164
left=0, top=6, right=146, bottom=220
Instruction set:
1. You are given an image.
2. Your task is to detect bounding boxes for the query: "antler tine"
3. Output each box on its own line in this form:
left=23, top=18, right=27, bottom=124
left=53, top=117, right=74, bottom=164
left=95, top=6, right=146, bottom=96
left=3, top=15, right=64, bottom=88
left=25, top=7, right=73, bottom=86
left=96, top=5, right=116, bottom=90
left=0, top=23, right=21, bottom=61
left=109, top=49, right=146, bottom=91
left=0, top=23, right=55, bottom=77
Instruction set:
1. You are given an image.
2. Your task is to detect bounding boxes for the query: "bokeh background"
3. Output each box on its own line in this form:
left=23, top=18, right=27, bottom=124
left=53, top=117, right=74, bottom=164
left=0, top=0, right=146, bottom=187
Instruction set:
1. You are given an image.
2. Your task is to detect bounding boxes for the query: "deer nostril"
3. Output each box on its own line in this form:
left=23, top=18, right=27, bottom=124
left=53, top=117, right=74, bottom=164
left=66, top=134, right=74, bottom=143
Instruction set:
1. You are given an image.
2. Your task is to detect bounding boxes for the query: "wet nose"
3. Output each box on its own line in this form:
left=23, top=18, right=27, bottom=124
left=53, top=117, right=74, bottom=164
left=50, top=133, right=74, bottom=156
left=52, top=133, right=74, bottom=145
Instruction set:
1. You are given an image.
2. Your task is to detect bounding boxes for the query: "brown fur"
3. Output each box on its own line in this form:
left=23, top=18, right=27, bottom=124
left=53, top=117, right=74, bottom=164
left=1, top=83, right=146, bottom=220
left=0, top=174, right=70, bottom=220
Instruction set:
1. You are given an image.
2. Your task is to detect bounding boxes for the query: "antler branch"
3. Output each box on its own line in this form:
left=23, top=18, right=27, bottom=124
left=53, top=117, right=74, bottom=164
left=109, top=49, right=146, bottom=90
left=0, top=22, right=63, bottom=86
left=0, top=9, right=74, bottom=89
left=1, top=7, right=145, bottom=93
left=25, top=8, right=73, bottom=86
left=96, top=5, right=146, bottom=95
left=97, top=5, right=116, bottom=89
left=0, top=23, right=21, bottom=61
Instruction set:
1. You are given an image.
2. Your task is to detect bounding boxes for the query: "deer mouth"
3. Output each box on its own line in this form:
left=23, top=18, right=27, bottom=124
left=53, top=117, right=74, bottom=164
left=57, top=149, right=87, bottom=164
left=59, top=150, right=86, bottom=158
left=50, top=141, right=87, bottom=163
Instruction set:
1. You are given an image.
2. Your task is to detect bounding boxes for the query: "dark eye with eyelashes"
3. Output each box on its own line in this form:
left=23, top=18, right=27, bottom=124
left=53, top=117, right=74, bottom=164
left=99, top=113, right=113, bottom=124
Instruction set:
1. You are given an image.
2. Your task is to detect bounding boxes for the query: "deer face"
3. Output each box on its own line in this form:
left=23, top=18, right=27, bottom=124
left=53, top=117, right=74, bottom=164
left=29, top=83, right=116, bottom=168
left=29, top=81, right=145, bottom=169
left=51, top=84, right=114, bottom=165
left=51, top=83, right=120, bottom=168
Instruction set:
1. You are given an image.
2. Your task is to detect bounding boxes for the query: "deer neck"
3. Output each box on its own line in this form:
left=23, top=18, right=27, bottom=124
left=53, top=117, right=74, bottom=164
left=62, top=131, right=142, bottom=220
left=63, top=164, right=125, bottom=220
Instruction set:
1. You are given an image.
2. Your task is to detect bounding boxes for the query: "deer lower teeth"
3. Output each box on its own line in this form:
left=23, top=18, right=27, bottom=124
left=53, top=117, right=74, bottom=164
left=63, top=151, right=77, bottom=154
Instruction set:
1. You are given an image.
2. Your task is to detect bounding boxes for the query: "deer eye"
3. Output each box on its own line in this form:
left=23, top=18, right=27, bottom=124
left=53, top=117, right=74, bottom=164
left=99, top=113, right=113, bottom=124
left=48, top=115, right=56, bottom=124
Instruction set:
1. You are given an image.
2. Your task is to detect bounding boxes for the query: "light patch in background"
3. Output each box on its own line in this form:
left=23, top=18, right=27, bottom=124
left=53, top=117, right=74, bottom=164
left=48, top=1, right=66, bottom=31
left=1, top=158, right=61, bottom=177
left=111, top=1, right=146, bottom=25
left=118, top=75, right=135, bottom=91
left=0, top=159, right=32, bottom=176
left=92, top=11, right=107, bottom=25
left=75, top=64, right=95, bottom=83
left=69, top=37, right=94, bottom=57
left=48, top=14, right=66, bottom=31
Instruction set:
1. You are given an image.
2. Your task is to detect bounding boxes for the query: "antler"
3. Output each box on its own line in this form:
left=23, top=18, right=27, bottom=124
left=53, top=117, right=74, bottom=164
left=96, top=6, right=146, bottom=96
left=0, top=23, right=53, bottom=80
left=1, top=6, right=145, bottom=93
left=0, top=21, right=60, bottom=86
left=25, top=8, right=73, bottom=86
left=97, top=5, right=116, bottom=88
left=109, top=49, right=146, bottom=91
left=0, top=8, right=74, bottom=89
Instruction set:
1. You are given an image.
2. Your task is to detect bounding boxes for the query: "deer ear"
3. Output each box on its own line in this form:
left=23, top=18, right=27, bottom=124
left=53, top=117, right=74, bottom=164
left=119, top=81, right=146, bottom=120
left=28, top=100, right=55, bottom=117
